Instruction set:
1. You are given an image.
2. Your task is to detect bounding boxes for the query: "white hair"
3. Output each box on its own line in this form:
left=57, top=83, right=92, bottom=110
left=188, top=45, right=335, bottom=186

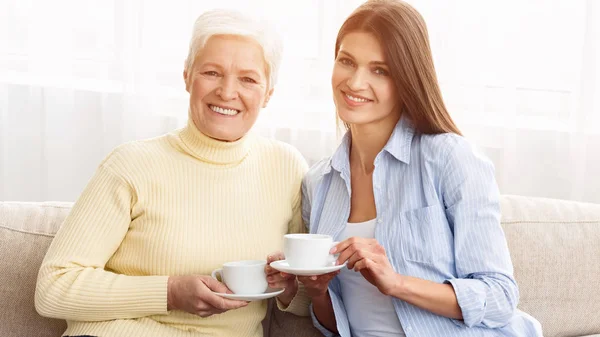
left=184, top=9, right=283, bottom=91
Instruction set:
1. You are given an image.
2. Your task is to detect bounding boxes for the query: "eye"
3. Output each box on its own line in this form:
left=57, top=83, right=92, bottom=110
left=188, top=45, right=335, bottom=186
left=204, top=71, right=219, bottom=76
left=338, top=57, right=355, bottom=67
left=373, top=67, right=389, bottom=76
left=241, top=77, right=257, bottom=84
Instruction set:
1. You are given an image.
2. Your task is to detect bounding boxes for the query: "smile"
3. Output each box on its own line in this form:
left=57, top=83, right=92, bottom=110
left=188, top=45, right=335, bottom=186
left=209, top=104, right=240, bottom=116
left=342, top=91, right=373, bottom=104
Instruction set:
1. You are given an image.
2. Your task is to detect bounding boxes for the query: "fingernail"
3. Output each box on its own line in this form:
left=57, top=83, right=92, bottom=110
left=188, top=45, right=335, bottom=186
left=311, top=276, right=317, bottom=280
left=330, top=247, right=337, bottom=254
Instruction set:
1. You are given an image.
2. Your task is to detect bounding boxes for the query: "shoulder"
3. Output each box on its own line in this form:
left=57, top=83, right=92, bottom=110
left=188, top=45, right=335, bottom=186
left=302, top=157, right=331, bottom=198
left=419, top=133, right=491, bottom=167
left=418, top=132, right=462, bottom=159
left=99, top=135, right=171, bottom=173
left=252, top=135, right=309, bottom=175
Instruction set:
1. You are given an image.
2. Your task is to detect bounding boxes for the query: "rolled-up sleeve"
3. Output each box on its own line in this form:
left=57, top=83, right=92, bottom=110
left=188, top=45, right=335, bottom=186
left=441, top=138, right=519, bottom=328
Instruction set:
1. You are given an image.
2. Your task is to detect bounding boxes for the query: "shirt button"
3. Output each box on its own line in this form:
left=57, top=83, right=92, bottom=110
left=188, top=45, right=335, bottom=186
left=377, top=218, right=382, bottom=224
left=405, top=326, right=412, bottom=332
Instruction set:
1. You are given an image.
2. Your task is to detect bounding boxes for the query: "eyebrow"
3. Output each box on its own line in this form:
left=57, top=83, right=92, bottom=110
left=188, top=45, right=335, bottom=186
left=200, top=62, right=263, bottom=78
left=338, top=50, right=388, bottom=66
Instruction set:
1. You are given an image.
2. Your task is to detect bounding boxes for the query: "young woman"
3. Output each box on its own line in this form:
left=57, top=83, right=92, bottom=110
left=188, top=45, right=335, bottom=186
left=270, top=1, right=543, bottom=336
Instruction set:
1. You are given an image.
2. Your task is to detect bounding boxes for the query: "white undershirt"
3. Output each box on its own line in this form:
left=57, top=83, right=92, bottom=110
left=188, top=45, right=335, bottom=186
left=338, top=219, right=406, bottom=337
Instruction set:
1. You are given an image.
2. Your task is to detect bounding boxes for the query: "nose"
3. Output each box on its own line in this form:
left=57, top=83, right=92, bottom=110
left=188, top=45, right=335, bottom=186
left=346, top=68, right=369, bottom=92
left=216, top=76, right=239, bottom=101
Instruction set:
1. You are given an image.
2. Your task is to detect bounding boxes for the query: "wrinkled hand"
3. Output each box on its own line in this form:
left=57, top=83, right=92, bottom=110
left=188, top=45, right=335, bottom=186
left=334, top=237, right=402, bottom=295
left=265, top=252, right=298, bottom=306
left=297, top=271, right=340, bottom=299
left=167, top=275, right=248, bottom=317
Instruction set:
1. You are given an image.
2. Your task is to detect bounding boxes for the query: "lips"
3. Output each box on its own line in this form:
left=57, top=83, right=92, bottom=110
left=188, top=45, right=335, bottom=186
left=343, top=91, right=372, bottom=103
left=341, top=90, right=373, bottom=107
left=208, top=104, right=240, bottom=116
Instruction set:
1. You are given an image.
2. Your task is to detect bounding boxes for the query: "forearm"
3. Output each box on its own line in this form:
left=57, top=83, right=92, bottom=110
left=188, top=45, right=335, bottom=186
left=390, top=274, right=463, bottom=320
left=36, top=265, right=168, bottom=321
left=311, top=292, right=338, bottom=333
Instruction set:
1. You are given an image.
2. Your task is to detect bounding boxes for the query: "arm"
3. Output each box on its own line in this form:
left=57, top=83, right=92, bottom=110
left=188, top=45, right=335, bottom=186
left=306, top=283, right=339, bottom=334
left=441, top=139, right=518, bottom=328
left=273, top=158, right=312, bottom=316
left=35, top=160, right=168, bottom=321
left=340, top=138, right=516, bottom=327
left=388, top=275, right=462, bottom=319
left=299, top=176, right=339, bottom=334
left=338, top=238, right=462, bottom=319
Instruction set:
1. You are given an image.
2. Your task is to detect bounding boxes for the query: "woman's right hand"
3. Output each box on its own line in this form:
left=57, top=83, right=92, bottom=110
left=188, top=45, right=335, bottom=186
left=297, top=271, right=341, bottom=299
left=167, top=275, right=249, bottom=317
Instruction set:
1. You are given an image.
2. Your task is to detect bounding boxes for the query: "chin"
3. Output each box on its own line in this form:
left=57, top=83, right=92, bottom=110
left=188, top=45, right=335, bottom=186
left=337, top=111, right=369, bottom=126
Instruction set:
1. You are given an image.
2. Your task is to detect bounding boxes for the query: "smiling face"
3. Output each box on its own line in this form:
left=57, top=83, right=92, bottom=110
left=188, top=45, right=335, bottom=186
left=184, top=35, right=273, bottom=142
left=332, top=31, right=400, bottom=128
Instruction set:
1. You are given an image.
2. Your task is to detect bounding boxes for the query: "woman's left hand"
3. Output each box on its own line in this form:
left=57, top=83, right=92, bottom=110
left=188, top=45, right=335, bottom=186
left=265, top=252, right=298, bottom=306
left=333, top=237, right=403, bottom=295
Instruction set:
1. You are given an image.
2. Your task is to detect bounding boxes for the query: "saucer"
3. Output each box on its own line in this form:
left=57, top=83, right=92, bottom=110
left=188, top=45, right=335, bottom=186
left=213, top=287, right=284, bottom=301
left=269, top=260, right=347, bottom=276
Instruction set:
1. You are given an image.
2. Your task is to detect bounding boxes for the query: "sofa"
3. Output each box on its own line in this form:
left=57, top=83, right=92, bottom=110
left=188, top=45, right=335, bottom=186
left=1, top=195, right=599, bottom=337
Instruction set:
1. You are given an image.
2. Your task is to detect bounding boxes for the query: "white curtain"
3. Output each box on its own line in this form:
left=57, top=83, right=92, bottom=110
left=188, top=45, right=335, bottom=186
left=1, top=0, right=599, bottom=203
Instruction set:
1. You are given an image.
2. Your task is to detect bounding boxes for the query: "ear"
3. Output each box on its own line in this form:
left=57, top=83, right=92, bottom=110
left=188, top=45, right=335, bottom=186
left=183, top=69, right=190, bottom=93
left=262, top=88, right=275, bottom=108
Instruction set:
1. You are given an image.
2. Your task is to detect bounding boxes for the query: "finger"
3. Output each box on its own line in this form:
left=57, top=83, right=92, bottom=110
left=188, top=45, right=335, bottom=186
left=337, top=242, right=369, bottom=266
left=353, top=258, right=373, bottom=272
left=204, top=292, right=249, bottom=310
left=265, top=265, right=280, bottom=276
left=347, top=249, right=377, bottom=269
left=267, top=273, right=295, bottom=285
left=266, top=251, right=285, bottom=264
left=203, top=276, right=232, bottom=294
left=331, top=237, right=357, bottom=254
left=297, top=271, right=338, bottom=284
left=268, top=280, right=291, bottom=289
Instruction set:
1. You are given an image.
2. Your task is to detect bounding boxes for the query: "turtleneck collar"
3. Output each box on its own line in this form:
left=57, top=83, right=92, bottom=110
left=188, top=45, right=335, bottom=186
left=178, top=119, right=252, bottom=165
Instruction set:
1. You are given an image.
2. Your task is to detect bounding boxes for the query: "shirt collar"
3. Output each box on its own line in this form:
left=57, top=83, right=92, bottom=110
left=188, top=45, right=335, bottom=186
left=383, top=114, right=415, bottom=164
left=324, top=115, right=415, bottom=177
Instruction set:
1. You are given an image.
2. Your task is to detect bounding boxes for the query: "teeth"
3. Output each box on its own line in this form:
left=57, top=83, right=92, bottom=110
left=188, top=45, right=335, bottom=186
left=345, top=93, right=370, bottom=103
left=210, top=105, right=239, bottom=116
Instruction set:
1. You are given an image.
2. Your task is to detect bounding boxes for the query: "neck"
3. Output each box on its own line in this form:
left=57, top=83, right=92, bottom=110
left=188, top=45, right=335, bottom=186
left=178, top=119, right=251, bottom=165
left=349, top=116, right=400, bottom=174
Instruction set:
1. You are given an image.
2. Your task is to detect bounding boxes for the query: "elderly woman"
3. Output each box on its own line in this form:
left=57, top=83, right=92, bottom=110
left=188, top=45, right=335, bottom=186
left=34, top=9, right=308, bottom=337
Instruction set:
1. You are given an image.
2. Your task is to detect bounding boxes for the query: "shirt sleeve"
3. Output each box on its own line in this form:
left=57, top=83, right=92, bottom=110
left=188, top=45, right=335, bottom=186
left=35, top=161, right=168, bottom=321
left=441, top=138, right=519, bottom=328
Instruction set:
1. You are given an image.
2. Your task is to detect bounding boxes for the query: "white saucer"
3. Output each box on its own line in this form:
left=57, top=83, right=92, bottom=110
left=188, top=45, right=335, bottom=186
left=269, top=260, right=347, bottom=276
left=214, top=288, right=284, bottom=301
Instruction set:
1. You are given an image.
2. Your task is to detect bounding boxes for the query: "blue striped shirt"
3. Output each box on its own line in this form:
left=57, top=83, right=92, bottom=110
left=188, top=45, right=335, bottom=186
left=302, top=116, right=543, bottom=337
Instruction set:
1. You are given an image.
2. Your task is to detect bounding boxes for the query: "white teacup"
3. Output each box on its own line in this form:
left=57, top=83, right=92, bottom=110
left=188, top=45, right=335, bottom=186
left=284, top=234, right=338, bottom=269
left=211, top=260, right=268, bottom=295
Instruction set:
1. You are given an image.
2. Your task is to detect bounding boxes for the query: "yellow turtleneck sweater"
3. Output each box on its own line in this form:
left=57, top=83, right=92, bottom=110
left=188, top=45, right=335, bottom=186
left=35, top=120, right=310, bottom=337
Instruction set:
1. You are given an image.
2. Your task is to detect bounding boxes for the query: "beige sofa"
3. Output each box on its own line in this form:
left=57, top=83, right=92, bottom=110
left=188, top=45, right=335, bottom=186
left=1, top=195, right=599, bottom=337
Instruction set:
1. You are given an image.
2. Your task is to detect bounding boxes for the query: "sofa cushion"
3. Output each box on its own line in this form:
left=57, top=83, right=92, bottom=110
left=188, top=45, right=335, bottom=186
left=0, top=202, right=71, bottom=337
left=500, top=195, right=600, bottom=337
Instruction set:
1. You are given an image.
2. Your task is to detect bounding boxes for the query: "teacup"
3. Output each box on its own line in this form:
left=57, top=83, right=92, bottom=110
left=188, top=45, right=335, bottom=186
left=284, top=234, right=338, bottom=269
left=211, top=260, right=268, bottom=295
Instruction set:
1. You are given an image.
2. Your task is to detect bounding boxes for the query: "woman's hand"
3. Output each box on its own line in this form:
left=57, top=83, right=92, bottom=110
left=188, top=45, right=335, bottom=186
left=297, top=271, right=340, bottom=300
left=333, top=237, right=403, bottom=295
left=265, top=252, right=298, bottom=306
left=167, top=275, right=248, bottom=317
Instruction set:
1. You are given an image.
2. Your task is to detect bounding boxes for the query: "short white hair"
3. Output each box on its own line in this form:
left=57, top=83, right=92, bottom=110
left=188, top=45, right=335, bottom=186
left=184, top=9, right=283, bottom=91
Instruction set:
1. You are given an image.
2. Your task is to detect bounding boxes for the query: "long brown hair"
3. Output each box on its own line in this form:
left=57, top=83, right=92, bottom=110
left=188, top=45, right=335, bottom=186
left=336, top=0, right=461, bottom=135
